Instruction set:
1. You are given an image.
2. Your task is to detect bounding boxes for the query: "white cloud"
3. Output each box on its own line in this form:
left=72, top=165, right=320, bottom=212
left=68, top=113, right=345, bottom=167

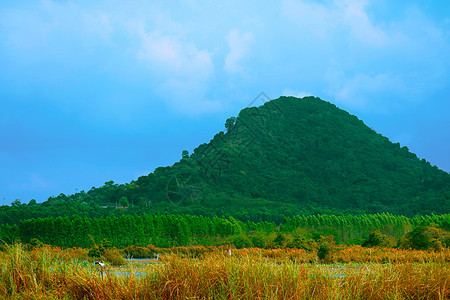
left=1, top=1, right=220, bottom=115
left=2, top=0, right=447, bottom=117
left=281, top=0, right=389, bottom=46
left=224, top=29, right=255, bottom=73
left=281, top=0, right=450, bottom=113
left=159, top=77, right=224, bottom=115
left=282, top=88, right=312, bottom=98
left=324, top=68, right=410, bottom=111
left=280, top=0, right=332, bottom=37
left=339, top=0, right=388, bottom=46
left=138, top=30, right=213, bottom=78
left=136, top=29, right=219, bottom=114
left=0, top=0, right=114, bottom=51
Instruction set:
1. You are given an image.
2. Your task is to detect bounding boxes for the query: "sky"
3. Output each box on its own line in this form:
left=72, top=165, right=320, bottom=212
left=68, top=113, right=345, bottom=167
left=1, top=0, right=449, bottom=205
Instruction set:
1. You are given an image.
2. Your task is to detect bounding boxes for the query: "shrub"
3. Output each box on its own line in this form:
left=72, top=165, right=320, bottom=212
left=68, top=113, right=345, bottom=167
left=317, top=235, right=335, bottom=263
left=29, top=238, right=43, bottom=249
left=229, top=234, right=252, bottom=249
left=273, top=232, right=287, bottom=248
left=362, top=231, right=391, bottom=247
left=88, top=245, right=105, bottom=258
left=102, top=249, right=126, bottom=266
left=397, top=224, right=450, bottom=251
left=287, top=234, right=311, bottom=250
left=250, top=234, right=266, bottom=248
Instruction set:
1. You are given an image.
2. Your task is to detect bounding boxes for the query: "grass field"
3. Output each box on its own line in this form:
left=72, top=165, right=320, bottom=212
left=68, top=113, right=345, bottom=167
left=0, top=244, right=448, bottom=299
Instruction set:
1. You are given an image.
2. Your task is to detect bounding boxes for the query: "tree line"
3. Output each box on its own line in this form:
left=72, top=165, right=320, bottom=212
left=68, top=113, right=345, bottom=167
left=1, top=213, right=448, bottom=249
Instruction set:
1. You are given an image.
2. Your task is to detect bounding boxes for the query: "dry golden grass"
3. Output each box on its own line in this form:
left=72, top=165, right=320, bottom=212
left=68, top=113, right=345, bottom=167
left=0, top=244, right=448, bottom=299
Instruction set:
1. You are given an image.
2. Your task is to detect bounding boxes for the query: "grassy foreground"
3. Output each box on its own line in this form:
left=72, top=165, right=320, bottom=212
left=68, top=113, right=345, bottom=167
left=0, top=244, right=448, bottom=299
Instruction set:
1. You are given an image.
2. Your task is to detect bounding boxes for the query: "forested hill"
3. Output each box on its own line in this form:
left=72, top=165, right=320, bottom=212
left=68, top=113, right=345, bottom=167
left=3, top=96, right=450, bottom=223
left=132, top=96, right=450, bottom=217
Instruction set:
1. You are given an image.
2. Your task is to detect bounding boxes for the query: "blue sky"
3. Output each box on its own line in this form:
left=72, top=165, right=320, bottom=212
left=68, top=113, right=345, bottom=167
left=1, top=0, right=449, bottom=204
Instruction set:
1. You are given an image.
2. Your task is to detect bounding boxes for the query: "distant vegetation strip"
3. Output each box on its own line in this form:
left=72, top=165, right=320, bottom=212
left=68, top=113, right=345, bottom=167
left=2, top=213, right=449, bottom=249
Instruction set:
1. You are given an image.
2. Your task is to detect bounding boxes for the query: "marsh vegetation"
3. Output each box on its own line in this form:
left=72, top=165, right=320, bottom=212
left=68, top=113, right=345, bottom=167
left=0, top=244, right=448, bottom=299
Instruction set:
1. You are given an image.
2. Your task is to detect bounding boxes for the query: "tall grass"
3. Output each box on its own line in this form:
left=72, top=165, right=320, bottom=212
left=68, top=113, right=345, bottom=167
left=0, top=244, right=448, bottom=299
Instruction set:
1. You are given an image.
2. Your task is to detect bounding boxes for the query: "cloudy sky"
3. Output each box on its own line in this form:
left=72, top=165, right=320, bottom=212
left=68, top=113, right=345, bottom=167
left=1, top=0, right=449, bottom=204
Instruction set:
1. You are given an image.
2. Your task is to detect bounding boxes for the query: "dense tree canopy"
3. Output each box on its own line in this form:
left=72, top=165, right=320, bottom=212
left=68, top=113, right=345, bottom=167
left=2, top=213, right=448, bottom=249
left=1, top=96, right=449, bottom=224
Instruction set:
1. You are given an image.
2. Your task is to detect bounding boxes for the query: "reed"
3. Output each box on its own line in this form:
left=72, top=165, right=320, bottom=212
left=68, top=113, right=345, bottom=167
left=0, top=244, right=448, bottom=299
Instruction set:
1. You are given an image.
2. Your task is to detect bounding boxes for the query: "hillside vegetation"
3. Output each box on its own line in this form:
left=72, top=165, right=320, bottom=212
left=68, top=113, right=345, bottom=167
left=1, top=96, right=449, bottom=224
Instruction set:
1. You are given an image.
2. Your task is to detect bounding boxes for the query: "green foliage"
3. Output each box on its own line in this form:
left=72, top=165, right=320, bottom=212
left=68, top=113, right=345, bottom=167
left=0, top=212, right=448, bottom=250
left=88, top=246, right=104, bottom=258
left=317, top=235, right=336, bottom=263
left=100, top=238, right=112, bottom=249
left=397, top=224, right=450, bottom=251
left=2, top=98, right=450, bottom=253
left=118, top=197, right=129, bottom=207
left=11, top=199, right=21, bottom=207
left=362, top=231, right=391, bottom=247
left=287, top=234, right=311, bottom=250
left=249, top=232, right=267, bottom=248
left=88, top=237, right=112, bottom=258
left=29, top=238, right=43, bottom=248
left=224, top=117, right=236, bottom=133
left=273, top=232, right=287, bottom=248
left=1, top=97, right=449, bottom=223
left=229, top=234, right=252, bottom=249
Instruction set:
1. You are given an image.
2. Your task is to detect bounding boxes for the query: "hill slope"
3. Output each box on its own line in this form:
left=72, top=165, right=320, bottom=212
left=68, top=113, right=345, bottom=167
left=2, top=96, right=449, bottom=223
left=131, top=96, right=450, bottom=217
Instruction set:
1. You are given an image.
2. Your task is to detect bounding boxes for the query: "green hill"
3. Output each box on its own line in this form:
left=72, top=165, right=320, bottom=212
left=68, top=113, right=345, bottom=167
left=2, top=96, right=449, bottom=223
left=131, top=96, right=450, bottom=217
